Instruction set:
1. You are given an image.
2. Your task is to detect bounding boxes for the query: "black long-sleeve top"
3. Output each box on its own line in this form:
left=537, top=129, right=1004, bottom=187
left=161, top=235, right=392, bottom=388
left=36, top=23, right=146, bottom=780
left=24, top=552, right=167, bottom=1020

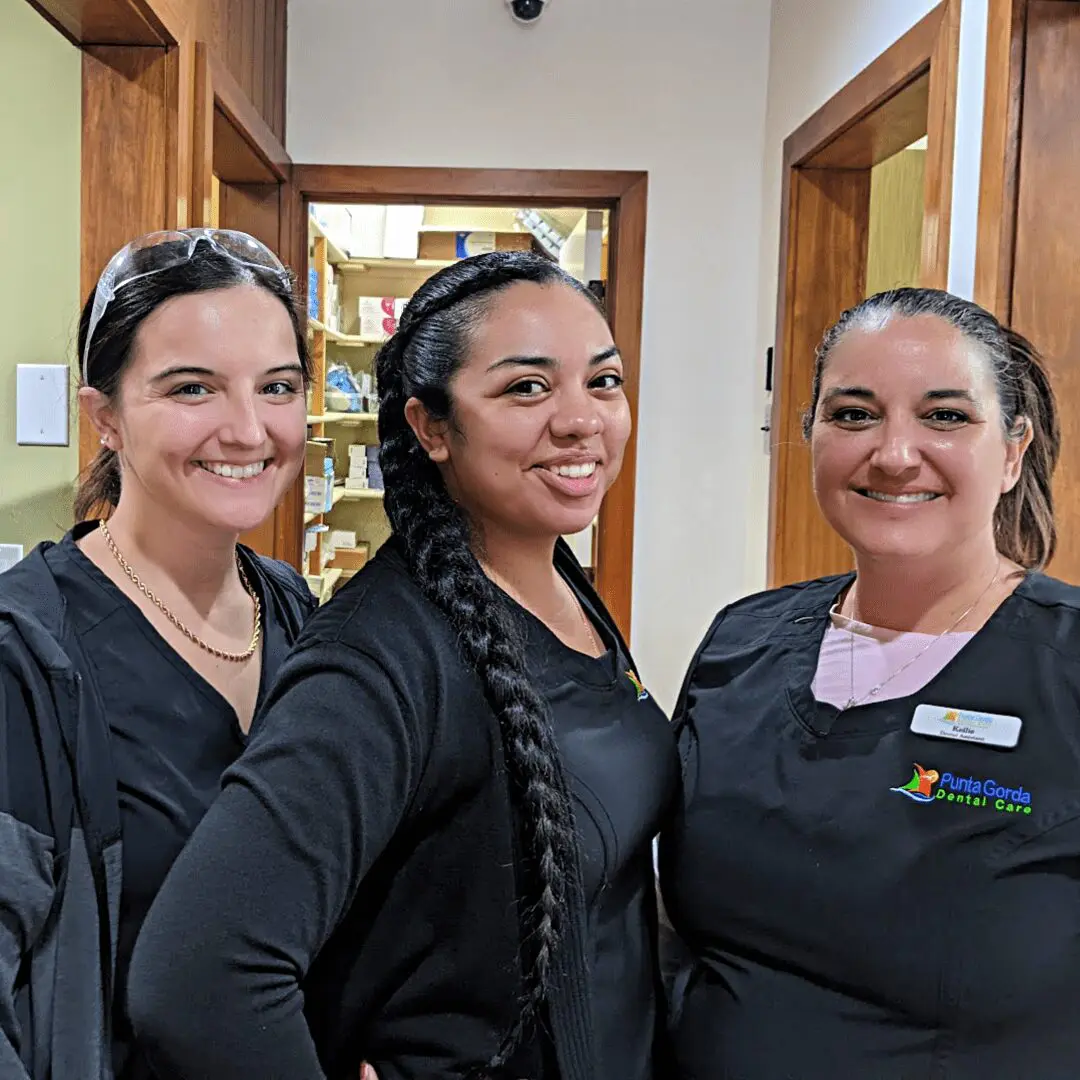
left=128, top=537, right=677, bottom=1080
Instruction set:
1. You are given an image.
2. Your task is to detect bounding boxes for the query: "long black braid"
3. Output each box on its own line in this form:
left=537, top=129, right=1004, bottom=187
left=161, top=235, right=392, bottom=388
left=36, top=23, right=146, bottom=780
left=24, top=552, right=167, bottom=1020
left=375, top=251, right=601, bottom=1066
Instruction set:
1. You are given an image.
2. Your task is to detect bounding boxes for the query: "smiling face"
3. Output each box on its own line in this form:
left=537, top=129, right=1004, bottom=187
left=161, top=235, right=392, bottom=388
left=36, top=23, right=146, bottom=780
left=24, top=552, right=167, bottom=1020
left=810, top=314, right=1031, bottom=564
left=406, top=280, right=630, bottom=543
left=81, top=284, right=308, bottom=536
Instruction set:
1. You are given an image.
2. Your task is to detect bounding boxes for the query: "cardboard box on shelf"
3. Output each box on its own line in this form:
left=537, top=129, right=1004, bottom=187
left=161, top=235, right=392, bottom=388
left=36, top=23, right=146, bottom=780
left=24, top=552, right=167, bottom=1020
left=357, top=296, right=404, bottom=339
left=305, top=475, right=331, bottom=515
left=417, top=231, right=532, bottom=262
left=330, top=529, right=357, bottom=550
left=328, top=545, right=370, bottom=572
left=344, top=476, right=370, bottom=492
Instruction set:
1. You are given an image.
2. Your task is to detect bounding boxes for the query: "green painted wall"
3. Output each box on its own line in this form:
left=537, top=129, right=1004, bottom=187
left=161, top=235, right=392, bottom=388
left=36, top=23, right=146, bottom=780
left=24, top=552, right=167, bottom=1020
left=0, top=0, right=81, bottom=553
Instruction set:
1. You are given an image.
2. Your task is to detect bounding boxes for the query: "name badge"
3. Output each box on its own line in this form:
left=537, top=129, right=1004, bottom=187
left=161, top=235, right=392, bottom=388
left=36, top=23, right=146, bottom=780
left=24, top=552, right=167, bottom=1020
left=910, top=704, right=1022, bottom=749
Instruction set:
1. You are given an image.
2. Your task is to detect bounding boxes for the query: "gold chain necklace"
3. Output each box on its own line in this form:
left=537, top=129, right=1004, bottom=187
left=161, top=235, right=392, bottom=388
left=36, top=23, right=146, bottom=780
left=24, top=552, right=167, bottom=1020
left=560, top=575, right=602, bottom=654
left=98, top=518, right=261, bottom=663
left=483, top=561, right=602, bottom=654
left=842, top=563, right=1000, bottom=711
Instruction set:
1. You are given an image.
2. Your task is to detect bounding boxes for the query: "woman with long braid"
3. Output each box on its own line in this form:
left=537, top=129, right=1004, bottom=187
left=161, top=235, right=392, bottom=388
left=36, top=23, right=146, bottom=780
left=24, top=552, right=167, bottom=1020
left=128, top=251, right=678, bottom=1080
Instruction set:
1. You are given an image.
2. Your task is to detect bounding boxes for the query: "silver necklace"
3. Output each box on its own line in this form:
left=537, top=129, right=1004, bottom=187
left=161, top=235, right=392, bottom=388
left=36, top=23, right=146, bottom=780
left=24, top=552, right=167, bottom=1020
left=841, top=564, right=1001, bottom=711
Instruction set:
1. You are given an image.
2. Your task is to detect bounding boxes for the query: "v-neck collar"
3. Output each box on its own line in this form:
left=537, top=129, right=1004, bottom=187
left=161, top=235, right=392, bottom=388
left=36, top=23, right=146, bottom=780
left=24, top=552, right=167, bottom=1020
left=58, top=522, right=270, bottom=737
left=783, top=572, right=1038, bottom=738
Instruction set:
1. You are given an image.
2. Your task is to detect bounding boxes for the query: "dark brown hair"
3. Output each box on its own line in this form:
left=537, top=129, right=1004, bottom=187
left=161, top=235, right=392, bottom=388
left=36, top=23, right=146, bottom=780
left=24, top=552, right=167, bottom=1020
left=75, top=242, right=308, bottom=520
left=375, top=250, right=602, bottom=1066
left=805, top=287, right=1061, bottom=569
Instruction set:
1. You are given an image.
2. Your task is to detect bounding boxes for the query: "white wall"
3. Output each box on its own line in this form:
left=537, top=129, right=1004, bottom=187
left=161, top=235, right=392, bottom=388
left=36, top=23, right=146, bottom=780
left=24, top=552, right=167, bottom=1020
left=745, top=0, right=989, bottom=590
left=288, top=0, right=772, bottom=710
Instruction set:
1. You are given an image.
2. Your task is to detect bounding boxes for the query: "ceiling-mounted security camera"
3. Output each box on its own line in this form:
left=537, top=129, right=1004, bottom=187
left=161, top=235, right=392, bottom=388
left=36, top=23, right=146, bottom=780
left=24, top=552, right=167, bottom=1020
left=506, top=0, right=548, bottom=24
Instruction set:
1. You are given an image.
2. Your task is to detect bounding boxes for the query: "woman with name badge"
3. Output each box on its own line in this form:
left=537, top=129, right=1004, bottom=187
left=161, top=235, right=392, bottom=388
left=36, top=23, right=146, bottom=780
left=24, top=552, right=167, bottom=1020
left=661, top=288, right=1080, bottom=1078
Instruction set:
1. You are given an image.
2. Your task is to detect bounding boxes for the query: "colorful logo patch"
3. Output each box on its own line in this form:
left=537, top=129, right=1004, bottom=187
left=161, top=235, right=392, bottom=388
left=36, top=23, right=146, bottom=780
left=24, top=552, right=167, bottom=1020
left=891, top=763, right=940, bottom=803
left=626, top=669, right=649, bottom=701
left=890, top=762, right=1034, bottom=815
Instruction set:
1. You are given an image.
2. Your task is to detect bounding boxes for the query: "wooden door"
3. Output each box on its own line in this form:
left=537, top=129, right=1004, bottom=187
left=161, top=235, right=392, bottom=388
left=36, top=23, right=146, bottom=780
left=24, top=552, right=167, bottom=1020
left=1003, top=1, right=1080, bottom=581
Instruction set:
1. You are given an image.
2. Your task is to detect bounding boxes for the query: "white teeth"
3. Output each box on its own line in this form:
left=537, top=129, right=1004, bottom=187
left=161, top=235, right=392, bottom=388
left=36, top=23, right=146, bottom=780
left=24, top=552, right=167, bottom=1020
left=201, top=461, right=266, bottom=479
left=863, top=490, right=938, bottom=503
left=552, top=462, right=597, bottom=479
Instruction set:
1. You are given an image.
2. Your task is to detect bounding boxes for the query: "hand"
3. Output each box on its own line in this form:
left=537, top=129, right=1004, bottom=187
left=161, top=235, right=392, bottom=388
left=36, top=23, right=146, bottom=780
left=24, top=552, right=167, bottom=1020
left=360, top=1065, right=380, bottom=1080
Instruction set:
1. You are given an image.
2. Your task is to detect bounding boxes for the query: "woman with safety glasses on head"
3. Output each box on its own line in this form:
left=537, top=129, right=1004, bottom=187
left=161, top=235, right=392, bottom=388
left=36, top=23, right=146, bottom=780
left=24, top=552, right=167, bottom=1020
left=0, top=229, right=316, bottom=1080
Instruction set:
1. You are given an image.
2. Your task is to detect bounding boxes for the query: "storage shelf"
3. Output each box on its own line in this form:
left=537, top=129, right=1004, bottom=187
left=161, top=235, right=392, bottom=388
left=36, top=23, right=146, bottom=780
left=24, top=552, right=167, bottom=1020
left=307, top=411, right=378, bottom=425
left=303, top=486, right=346, bottom=524
left=307, top=216, right=349, bottom=265
left=307, top=318, right=384, bottom=347
left=336, top=256, right=455, bottom=273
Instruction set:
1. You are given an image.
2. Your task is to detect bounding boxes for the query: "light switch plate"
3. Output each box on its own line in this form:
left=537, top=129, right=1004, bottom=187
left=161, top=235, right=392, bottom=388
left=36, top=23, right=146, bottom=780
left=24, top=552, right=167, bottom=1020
left=16, top=364, right=69, bottom=446
left=0, top=544, right=24, bottom=573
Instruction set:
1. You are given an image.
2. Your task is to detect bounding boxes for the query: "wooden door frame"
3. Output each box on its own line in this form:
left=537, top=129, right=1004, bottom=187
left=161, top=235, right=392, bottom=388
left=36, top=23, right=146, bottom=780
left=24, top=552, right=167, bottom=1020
left=767, top=0, right=961, bottom=586
left=288, top=165, right=648, bottom=639
left=972, top=0, right=1074, bottom=320
left=191, top=41, right=292, bottom=227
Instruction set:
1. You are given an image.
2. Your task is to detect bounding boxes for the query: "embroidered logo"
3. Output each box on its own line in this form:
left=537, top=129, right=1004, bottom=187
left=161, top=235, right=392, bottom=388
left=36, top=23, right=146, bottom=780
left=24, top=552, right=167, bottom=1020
left=625, top=669, right=649, bottom=702
left=890, top=762, right=1033, bottom=815
left=890, top=763, right=940, bottom=803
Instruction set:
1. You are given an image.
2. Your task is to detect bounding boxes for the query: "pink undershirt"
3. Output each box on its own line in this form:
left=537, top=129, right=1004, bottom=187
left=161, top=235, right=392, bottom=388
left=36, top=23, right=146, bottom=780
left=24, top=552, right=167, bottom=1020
left=811, top=604, right=976, bottom=709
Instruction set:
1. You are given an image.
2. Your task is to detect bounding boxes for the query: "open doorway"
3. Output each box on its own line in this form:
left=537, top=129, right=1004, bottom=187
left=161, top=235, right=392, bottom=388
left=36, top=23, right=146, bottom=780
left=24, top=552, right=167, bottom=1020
left=283, top=166, right=647, bottom=639
left=767, top=0, right=960, bottom=587
left=301, top=203, right=611, bottom=605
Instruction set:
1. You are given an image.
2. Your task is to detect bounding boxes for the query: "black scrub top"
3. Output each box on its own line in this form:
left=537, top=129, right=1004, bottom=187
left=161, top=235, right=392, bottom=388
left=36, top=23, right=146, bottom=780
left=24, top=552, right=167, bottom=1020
left=661, top=571, right=1080, bottom=1080
left=45, top=523, right=314, bottom=1080
left=522, top=576, right=678, bottom=1080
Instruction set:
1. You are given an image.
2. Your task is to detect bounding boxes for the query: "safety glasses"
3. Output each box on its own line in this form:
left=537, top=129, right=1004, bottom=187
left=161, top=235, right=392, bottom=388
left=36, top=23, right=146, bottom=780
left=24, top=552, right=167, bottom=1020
left=81, top=228, right=290, bottom=382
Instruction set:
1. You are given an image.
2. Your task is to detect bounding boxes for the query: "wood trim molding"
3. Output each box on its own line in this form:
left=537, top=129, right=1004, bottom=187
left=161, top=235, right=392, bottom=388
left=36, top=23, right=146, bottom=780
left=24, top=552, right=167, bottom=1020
left=291, top=165, right=645, bottom=206
left=25, top=0, right=165, bottom=45
left=292, top=164, right=649, bottom=639
left=784, top=3, right=945, bottom=168
left=973, top=0, right=1029, bottom=318
left=164, top=31, right=195, bottom=228
left=595, top=172, right=647, bottom=636
left=921, top=0, right=962, bottom=289
left=208, top=49, right=291, bottom=182
left=191, top=41, right=215, bottom=227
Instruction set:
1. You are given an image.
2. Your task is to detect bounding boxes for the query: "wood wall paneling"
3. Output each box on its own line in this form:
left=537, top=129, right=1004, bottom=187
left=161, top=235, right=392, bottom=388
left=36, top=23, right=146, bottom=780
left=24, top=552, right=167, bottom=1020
left=209, top=49, right=289, bottom=181
left=974, top=0, right=1029, bottom=319
left=80, top=45, right=171, bottom=471
left=197, top=0, right=285, bottom=143
left=1008, top=1, right=1080, bottom=582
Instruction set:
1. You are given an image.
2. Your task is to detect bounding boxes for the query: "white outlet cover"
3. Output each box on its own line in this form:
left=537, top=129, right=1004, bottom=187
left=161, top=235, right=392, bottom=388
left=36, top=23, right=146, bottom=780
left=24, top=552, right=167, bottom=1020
left=0, top=544, right=24, bottom=573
